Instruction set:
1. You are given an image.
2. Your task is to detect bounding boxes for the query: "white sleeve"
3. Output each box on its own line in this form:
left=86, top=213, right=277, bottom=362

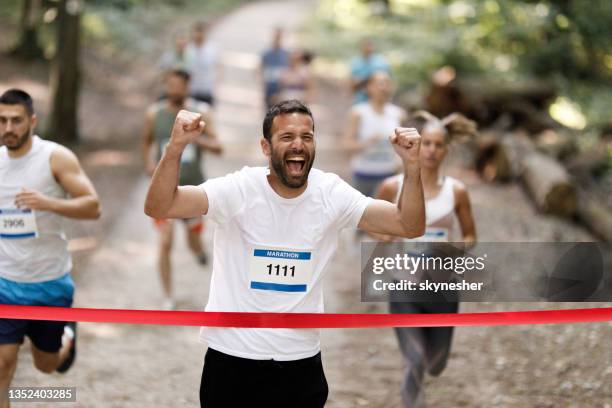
left=199, top=171, right=244, bottom=224
left=330, top=176, right=373, bottom=230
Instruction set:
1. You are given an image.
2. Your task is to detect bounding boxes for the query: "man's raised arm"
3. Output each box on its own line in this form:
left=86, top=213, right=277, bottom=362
left=144, top=110, right=209, bottom=219
left=358, top=127, right=426, bottom=238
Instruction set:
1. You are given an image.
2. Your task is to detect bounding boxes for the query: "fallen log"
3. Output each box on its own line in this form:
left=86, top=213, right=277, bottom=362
left=474, top=131, right=578, bottom=217
left=522, top=152, right=577, bottom=217
left=475, top=131, right=533, bottom=182
left=577, top=192, right=612, bottom=243
left=423, top=71, right=558, bottom=129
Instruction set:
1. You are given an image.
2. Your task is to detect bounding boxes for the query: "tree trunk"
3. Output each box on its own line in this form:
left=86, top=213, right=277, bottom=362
left=522, top=152, right=577, bottom=217
left=48, top=0, right=82, bottom=144
left=475, top=131, right=532, bottom=182
left=10, top=0, right=44, bottom=60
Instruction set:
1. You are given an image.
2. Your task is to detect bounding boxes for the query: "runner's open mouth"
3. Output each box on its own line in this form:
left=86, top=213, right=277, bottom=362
left=286, top=158, right=306, bottom=175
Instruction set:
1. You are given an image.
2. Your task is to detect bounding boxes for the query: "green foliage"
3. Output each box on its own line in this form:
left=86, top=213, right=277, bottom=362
left=82, top=0, right=246, bottom=58
left=1, top=0, right=246, bottom=60
left=304, top=0, right=612, bottom=129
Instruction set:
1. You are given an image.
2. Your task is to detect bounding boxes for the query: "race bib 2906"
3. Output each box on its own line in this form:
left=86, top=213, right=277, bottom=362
left=249, top=246, right=314, bottom=293
left=0, top=208, right=39, bottom=239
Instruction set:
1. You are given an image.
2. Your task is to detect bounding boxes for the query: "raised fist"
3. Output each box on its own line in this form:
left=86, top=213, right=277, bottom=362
left=169, top=110, right=206, bottom=149
left=389, top=127, right=421, bottom=167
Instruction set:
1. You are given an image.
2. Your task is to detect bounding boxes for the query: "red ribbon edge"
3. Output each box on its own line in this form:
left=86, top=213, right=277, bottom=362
left=0, top=305, right=611, bottom=328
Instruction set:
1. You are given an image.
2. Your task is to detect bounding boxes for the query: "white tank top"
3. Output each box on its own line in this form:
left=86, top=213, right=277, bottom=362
left=395, top=174, right=462, bottom=242
left=350, top=102, right=403, bottom=176
left=0, top=136, right=72, bottom=282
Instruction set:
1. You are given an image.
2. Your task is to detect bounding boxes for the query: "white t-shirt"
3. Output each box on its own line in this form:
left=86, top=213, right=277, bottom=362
left=185, top=41, right=218, bottom=94
left=199, top=166, right=371, bottom=360
left=350, top=102, right=404, bottom=176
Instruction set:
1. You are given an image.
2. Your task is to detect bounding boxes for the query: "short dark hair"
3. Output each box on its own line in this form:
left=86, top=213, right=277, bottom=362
left=0, top=89, right=34, bottom=115
left=262, top=100, right=314, bottom=140
left=166, top=68, right=191, bottom=83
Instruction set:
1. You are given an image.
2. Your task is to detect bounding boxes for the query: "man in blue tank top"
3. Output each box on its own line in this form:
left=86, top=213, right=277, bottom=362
left=0, top=89, right=101, bottom=405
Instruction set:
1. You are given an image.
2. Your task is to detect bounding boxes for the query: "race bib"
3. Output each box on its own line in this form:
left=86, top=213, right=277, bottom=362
left=365, top=139, right=395, bottom=162
left=249, top=246, right=314, bottom=293
left=0, top=208, right=38, bottom=239
left=414, top=227, right=449, bottom=242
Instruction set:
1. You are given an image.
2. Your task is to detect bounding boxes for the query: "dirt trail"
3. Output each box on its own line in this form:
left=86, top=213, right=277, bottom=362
left=9, top=1, right=611, bottom=407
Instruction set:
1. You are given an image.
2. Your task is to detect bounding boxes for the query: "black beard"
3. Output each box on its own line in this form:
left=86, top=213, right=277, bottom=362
left=270, top=145, right=315, bottom=189
left=2, top=128, right=31, bottom=151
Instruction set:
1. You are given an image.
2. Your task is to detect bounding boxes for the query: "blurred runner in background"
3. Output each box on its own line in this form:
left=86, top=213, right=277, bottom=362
left=185, top=21, right=219, bottom=106
left=374, top=110, right=477, bottom=408
left=344, top=71, right=407, bottom=197
left=349, top=38, right=390, bottom=105
left=260, top=27, right=289, bottom=110
left=142, top=69, right=223, bottom=310
left=0, top=89, right=101, bottom=403
left=157, top=30, right=191, bottom=74
left=276, top=49, right=315, bottom=105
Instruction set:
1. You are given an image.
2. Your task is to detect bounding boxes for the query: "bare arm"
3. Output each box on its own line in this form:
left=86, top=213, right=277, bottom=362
left=15, top=146, right=101, bottom=219
left=144, top=110, right=209, bottom=219
left=454, top=184, right=476, bottom=247
left=342, top=110, right=360, bottom=151
left=368, top=177, right=401, bottom=241
left=358, top=128, right=425, bottom=238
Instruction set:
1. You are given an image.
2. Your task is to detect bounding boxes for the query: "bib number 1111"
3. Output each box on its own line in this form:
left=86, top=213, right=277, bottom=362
left=266, top=264, right=296, bottom=277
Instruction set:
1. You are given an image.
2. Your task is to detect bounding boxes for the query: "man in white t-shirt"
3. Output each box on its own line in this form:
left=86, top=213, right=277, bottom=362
left=144, top=100, right=425, bottom=407
left=185, top=21, right=218, bottom=106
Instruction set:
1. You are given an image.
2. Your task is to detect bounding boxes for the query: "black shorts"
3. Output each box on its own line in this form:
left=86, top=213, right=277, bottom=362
left=200, top=348, right=328, bottom=408
left=0, top=318, right=67, bottom=353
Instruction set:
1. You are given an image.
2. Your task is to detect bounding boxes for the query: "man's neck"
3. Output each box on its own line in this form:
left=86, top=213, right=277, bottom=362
left=267, top=171, right=307, bottom=199
left=7, top=135, right=33, bottom=159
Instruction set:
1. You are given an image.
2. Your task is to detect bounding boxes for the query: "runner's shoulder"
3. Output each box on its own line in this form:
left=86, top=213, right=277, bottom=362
left=49, top=143, right=81, bottom=175
left=447, top=176, right=468, bottom=202
left=146, top=100, right=165, bottom=116
left=223, top=165, right=267, bottom=185
left=446, top=176, right=466, bottom=190
left=50, top=143, right=79, bottom=165
left=308, top=168, right=348, bottom=191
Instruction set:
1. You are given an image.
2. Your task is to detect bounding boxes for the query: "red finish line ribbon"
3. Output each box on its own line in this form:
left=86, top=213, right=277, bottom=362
left=0, top=305, right=611, bottom=328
